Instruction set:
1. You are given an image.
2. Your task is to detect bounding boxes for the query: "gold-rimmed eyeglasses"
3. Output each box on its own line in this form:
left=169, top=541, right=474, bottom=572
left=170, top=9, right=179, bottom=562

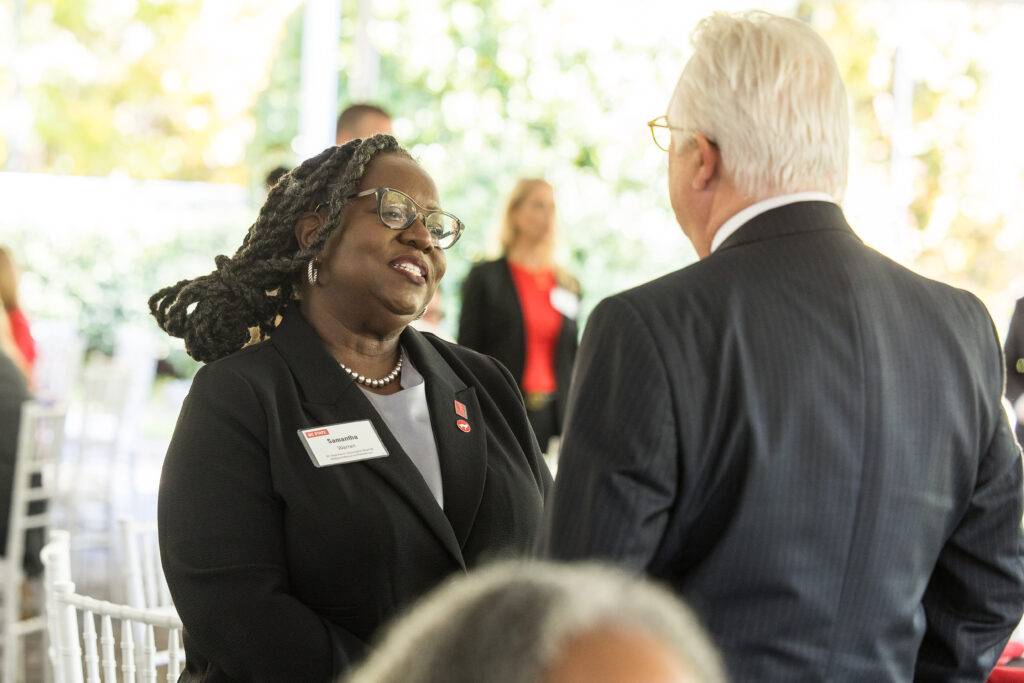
left=647, top=116, right=689, bottom=152
left=646, top=116, right=717, bottom=152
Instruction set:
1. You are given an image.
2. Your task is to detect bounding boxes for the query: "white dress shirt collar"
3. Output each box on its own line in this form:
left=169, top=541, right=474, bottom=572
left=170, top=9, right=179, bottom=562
left=710, top=192, right=836, bottom=254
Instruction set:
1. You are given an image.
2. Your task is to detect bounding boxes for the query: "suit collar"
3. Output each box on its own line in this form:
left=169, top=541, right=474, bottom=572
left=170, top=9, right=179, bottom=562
left=716, top=200, right=857, bottom=253
left=269, top=308, right=350, bottom=404
left=270, top=310, right=484, bottom=567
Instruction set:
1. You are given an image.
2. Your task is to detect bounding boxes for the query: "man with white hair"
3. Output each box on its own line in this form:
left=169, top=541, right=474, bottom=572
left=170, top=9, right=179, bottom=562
left=541, top=10, right=1024, bottom=681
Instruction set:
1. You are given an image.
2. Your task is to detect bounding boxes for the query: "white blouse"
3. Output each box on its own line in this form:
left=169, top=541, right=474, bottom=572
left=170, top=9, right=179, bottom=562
left=359, top=348, right=444, bottom=507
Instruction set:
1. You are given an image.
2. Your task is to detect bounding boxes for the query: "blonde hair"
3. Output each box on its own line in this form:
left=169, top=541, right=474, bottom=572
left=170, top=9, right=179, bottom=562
left=496, top=179, right=580, bottom=294
left=0, top=246, right=19, bottom=312
left=498, top=178, right=555, bottom=260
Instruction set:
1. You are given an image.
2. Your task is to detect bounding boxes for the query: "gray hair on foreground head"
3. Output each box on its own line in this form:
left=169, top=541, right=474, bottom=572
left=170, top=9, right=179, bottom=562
left=344, top=561, right=727, bottom=683
left=669, top=10, right=850, bottom=202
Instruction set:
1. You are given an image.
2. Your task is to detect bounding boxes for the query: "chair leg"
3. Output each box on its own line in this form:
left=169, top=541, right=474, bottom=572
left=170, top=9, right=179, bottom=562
left=3, top=578, right=19, bottom=683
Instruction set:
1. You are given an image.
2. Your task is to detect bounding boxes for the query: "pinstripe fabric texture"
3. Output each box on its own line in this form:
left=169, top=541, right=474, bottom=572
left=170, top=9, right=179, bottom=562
left=1005, top=298, right=1024, bottom=445
left=540, top=201, right=1024, bottom=683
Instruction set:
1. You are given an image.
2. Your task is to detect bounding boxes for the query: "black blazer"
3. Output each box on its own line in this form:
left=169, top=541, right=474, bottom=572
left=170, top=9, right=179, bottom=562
left=1006, top=297, right=1024, bottom=443
left=0, top=352, right=29, bottom=556
left=541, top=201, right=1024, bottom=682
left=458, top=257, right=578, bottom=426
left=158, top=310, right=551, bottom=683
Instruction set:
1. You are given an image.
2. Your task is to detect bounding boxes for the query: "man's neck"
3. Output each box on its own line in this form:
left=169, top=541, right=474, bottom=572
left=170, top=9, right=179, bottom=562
left=695, top=190, right=755, bottom=259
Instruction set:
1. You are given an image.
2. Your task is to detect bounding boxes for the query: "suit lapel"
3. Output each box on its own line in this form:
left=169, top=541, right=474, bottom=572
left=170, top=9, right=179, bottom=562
left=401, top=328, right=487, bottom=551
left=271, top=311, right=466, bottom=569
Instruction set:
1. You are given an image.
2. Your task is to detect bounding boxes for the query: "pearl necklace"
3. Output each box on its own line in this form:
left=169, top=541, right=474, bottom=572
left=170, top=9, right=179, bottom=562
left=340, top=353, right=403, bottom=389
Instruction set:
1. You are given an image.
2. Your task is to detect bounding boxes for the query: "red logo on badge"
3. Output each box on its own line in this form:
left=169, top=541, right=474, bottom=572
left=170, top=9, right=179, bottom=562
left=454, top=400, right=467, bottom=418
left=304, top=429, right=329, bottom=438
left=456, top=419, right=471, bottom=433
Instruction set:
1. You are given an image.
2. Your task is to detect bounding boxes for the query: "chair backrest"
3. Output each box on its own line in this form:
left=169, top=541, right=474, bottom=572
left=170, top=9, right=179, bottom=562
left=78, top=358, right=134, bottom=454
left=117, top=518, right=171, bottom=611
left=5, top=401, right=67, bottom=571
left=42, top=532, right=185, bottom=683
left=2, top=401, right=67, bottom=683
left=118, top=517, right=175, bottom=682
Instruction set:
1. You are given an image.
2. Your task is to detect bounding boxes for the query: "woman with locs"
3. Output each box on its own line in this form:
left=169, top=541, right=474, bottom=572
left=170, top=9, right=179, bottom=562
left=150, top=135, right=551, bottom=682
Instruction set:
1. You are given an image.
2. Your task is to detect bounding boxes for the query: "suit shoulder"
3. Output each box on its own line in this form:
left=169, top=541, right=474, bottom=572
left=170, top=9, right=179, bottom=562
left=607, top=259, right=715, bottom=313
left=867, top=250, right=994, bottom=326
left=464, top=258, right=507, bottom=281
left=191, top=339, right=284, bottom=390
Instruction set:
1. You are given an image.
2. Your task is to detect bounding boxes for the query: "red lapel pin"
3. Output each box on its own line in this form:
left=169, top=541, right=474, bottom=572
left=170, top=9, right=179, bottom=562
left=456, top=419, right=471, bottom=433
left=454, top=400, right=467, bottom=418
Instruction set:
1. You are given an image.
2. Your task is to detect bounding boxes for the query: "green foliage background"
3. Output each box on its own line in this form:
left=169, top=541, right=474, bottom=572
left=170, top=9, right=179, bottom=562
left=2, top=0, right=1022, bottom=367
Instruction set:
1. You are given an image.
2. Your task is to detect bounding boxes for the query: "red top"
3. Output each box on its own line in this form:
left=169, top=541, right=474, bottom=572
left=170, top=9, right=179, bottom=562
left=508, top=263, right=560, bottom=394
left=8, top=307, right=36, bottom=370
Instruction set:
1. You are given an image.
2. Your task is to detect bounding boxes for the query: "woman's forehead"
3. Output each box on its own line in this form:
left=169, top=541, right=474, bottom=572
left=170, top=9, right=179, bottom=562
left=358, top=154, right=439, bottom=205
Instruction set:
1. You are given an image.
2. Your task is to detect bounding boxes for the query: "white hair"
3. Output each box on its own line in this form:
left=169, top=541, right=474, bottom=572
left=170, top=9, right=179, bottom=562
left=669, top=10, right=850, bottom=201
left=343, top=561, right=727, bottom=683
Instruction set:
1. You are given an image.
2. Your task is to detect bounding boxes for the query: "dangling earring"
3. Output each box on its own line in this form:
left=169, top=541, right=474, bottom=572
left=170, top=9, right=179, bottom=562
left=414, top=305, right=428, bottom=321
left=307, top=258, right=319, bottom=285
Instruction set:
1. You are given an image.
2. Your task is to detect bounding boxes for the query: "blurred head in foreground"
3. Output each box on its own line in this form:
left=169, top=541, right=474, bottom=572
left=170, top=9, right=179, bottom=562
left=345, top=561, right=727, bottom=683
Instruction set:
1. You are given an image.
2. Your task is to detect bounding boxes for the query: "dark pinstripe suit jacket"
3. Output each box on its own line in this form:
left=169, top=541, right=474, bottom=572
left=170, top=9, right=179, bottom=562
left=540, top=201, right=1024, bottom=682
left=1005, top=298, right=1024, bottom=444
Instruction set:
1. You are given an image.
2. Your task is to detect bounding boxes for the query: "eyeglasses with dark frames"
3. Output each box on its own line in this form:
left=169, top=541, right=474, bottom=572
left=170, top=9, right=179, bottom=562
left=346, top=187, right=465, bottom=250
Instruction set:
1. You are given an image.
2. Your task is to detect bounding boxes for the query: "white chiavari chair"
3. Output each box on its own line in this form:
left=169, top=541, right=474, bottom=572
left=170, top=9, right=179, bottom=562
left=118, top=517, right=175, bottom=681
left=41, top=531, right=184, bottom=683
left=117, top=518, right=170, bottom=611
left=1, top=400, right=67, bottom=683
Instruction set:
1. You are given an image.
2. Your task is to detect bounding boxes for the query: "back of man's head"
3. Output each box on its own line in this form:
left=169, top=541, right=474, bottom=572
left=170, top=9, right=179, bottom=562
left=336, top=103, right=393, bottom=145
left=669, top=11, right=849, bottom=201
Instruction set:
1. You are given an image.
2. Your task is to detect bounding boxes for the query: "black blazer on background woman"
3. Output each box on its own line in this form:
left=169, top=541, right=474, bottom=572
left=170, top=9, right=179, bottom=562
left=158, top=310, right=551, bottom=683
left=457, top=257, right=578, bottom=429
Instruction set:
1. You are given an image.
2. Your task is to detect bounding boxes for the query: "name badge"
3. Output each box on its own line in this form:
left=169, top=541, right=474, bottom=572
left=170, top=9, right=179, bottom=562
left=297, top=420, right=389, bottom=468
left=550, top=286, right=580, bottom=319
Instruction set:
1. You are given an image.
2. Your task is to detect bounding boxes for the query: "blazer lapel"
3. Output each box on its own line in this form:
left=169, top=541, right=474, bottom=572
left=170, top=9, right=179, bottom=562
left=401, top=328, right=487, bottom=551
left=271, top=311, right=466, bottom=569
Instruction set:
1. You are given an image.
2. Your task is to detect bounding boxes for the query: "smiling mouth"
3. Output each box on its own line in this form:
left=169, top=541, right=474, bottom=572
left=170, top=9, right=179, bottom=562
left=391, top=261, right=426, bottom=283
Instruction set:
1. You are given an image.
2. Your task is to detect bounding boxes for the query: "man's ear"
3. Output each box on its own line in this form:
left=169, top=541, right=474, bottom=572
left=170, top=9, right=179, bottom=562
left=691, top=133, right=720, bottom=190
left=294, top=211, right=324, bottom=250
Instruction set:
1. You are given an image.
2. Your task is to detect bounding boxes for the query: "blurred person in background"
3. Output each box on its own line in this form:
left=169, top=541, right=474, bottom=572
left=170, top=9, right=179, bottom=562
left=265, top=165, right=290, bottom=193
left=150, top=135, right=550, bottom=682
left=345, top=561, right=726, bottom=683
left=541, top=10, right=1024, bottom=681
left=0, top=246, right=35, bottom=381
left=1005, top=297, right=1024, bottom=443
left=0, top=308, right=41, bottom=593
left=0, top=310, right=29, bottom=548
left=458, top=179, right=580, bottom=454
left=336, top=103, right=393, bottom=145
